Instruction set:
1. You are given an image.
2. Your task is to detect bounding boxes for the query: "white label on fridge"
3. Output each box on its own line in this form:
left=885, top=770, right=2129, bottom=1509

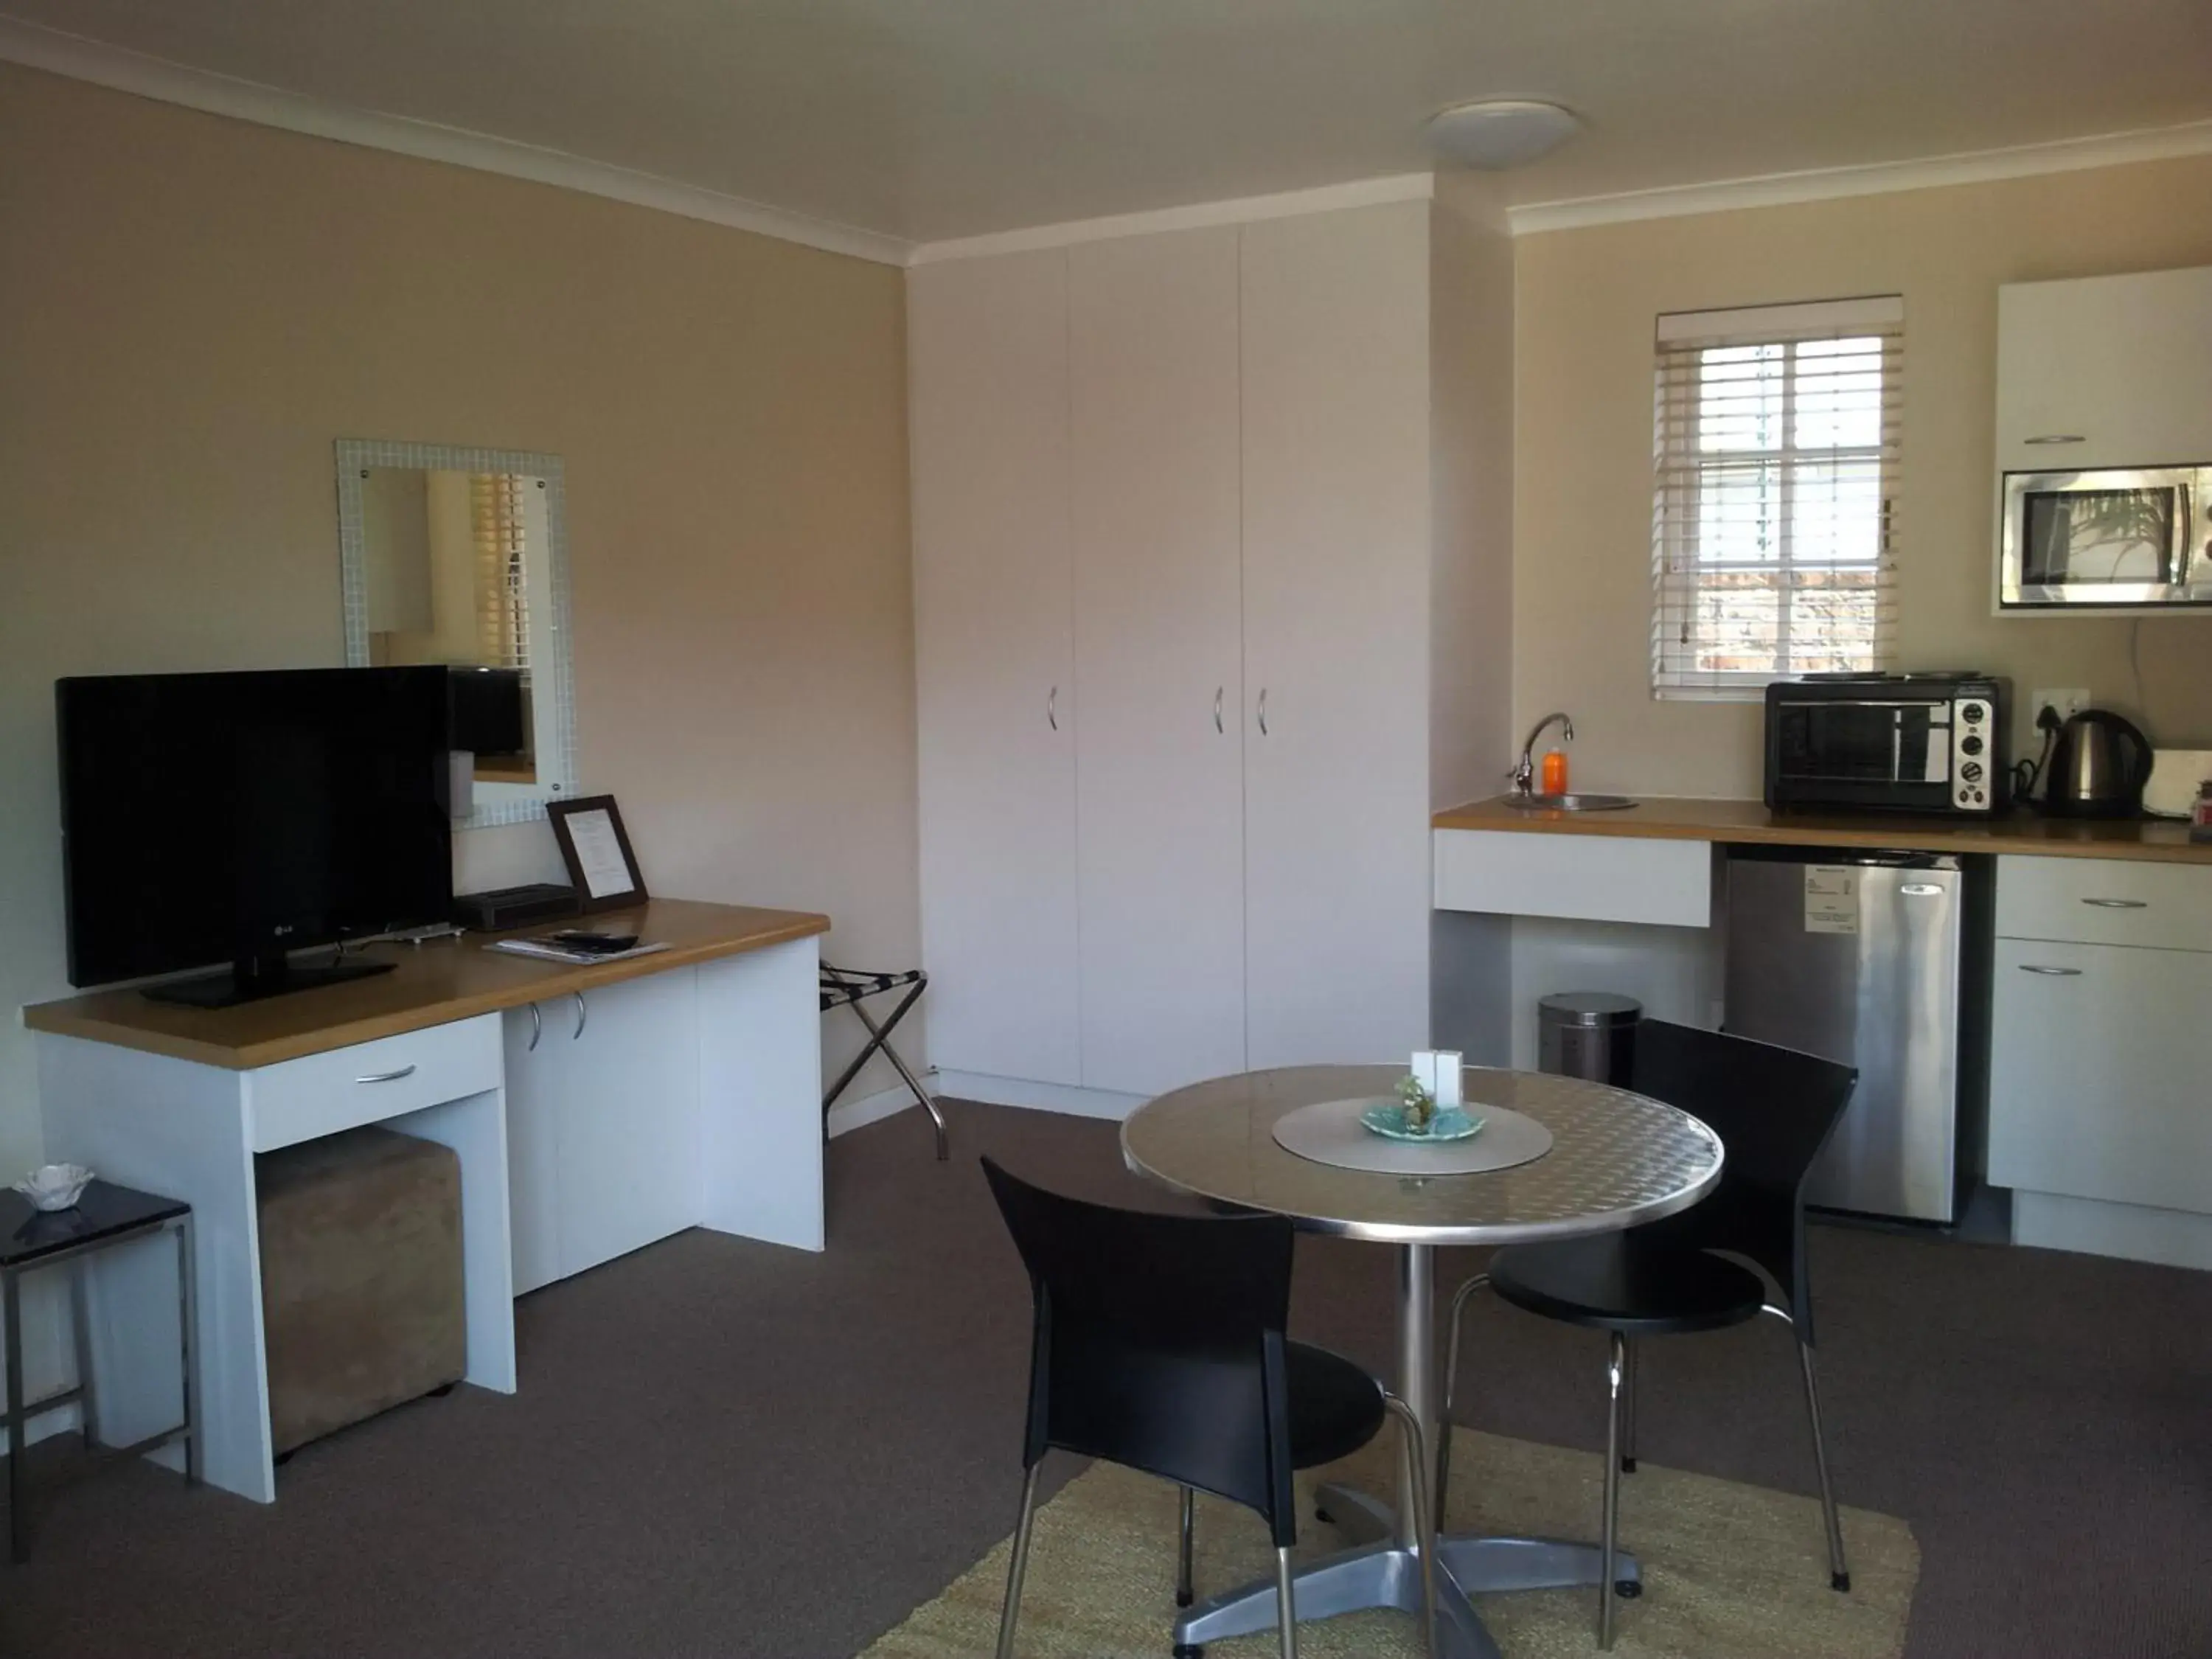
left=1804, top=865, right=1860, bottom=934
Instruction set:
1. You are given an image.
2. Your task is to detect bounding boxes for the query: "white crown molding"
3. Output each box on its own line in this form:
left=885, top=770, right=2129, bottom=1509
left=907, top=173, right=1436, bottom=266
left=1509, top=119, right=2212, bottom=235
left=0, top=13, right=912, bottom=266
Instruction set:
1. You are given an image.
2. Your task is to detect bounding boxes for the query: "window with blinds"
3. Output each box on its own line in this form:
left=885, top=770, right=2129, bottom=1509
left=1651, top=296, right=1902, bottom=700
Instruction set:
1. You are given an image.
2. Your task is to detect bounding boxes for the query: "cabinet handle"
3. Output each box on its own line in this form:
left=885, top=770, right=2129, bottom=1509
left=2023, top=434, right=2086, bottom=445
left=1258, top=688, right=1269, bottom=737
left=1214, top=688, right=1225, bottom=734
left=527, top=1001, right=543, bottom=1052
left=1047, top=686, right=1058, bottom=732
left=572, top=990, right=588, bottom=1040
left=2018, top=964, right=2083, bottom=976
left=2079, top=897, right=2147, bottom=909
left=355, top=1065, right=417, bottom=1084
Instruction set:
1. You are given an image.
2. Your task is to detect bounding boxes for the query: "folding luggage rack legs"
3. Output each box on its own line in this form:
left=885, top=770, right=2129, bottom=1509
left=820, top=964, right=947, bottom=1160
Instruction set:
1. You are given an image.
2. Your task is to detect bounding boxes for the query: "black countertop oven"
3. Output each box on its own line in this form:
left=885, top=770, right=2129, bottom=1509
left=1764, top=673, right=2011, bottom=815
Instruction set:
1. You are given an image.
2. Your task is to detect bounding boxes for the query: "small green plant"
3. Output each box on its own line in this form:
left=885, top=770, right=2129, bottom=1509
left=1394, top=1073, right=1436, bottom=1133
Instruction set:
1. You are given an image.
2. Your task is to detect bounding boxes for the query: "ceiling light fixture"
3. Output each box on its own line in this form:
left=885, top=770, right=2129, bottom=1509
left=1426, top=100, right=1583, bottom=170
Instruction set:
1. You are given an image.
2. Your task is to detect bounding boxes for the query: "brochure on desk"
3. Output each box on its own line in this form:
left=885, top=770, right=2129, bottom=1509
left=488, top=938, right=674, bottom=967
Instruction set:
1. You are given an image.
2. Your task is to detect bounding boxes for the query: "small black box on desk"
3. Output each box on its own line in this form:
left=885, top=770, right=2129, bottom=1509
left=453, top=883, right=580, bottom=933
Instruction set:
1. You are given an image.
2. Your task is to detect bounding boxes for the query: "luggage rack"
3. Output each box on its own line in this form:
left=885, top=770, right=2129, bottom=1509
left=820, top=964, right=947, bottom=1160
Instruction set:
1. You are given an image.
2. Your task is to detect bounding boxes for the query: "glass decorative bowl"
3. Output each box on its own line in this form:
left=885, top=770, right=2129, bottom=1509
left=1360, top=1104, right=1484, bottom=1143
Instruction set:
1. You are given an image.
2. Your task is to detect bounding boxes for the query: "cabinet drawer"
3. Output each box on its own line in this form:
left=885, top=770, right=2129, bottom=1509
left=247, top=1015, right=503, bottom=1152
left=1996, top=856, right=2212, bottom=953
left=1434, top=830, right=1711, bottom=928
left=1989, top=939, right=2212, bottom=1214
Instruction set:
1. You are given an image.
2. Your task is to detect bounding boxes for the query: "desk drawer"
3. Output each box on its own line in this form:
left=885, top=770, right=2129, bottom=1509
left=1996, top=856, right=2212, bottom=953
left=247, top=1016, right=502, bottom=1152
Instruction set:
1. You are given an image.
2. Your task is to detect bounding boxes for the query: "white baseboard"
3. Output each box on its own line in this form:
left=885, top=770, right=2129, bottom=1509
left=2011, top=1189, right=2212, bottom=1270
left=824, top=1084, right=920, bottom=1139
left=933, top=1071, right=1148, bottom=1121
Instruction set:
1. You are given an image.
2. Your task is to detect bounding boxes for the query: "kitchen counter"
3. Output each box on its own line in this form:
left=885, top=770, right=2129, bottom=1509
left=1432, top=795, right=2212, bottom=866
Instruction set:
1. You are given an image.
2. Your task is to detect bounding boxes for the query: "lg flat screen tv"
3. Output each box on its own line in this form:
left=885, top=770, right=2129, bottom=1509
left=57, top=667, right=453, bottom=1006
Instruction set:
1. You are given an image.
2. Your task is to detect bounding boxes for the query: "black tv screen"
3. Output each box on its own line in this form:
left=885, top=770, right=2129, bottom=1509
left=57, top=667, right=453, bottom=994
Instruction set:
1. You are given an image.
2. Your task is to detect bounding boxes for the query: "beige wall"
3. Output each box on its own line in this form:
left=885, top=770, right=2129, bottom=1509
left=0, top=64, right=919, bottom=1180
left=1513, top=155, right=2212, bottom=801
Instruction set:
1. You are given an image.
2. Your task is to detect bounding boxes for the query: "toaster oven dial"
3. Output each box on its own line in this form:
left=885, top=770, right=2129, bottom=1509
left=1961, top=734, right=1984, bottom=756
left=1961, top=702, right=1987, bottom=724
left=1961, top=760, right=1984, bottom=784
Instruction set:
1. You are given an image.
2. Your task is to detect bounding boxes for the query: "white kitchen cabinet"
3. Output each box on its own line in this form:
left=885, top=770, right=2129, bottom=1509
left=1995, top=267, right=2212, bottom=472
left=1069, top=228, right=1248, bottom=1096
left=1241, top=204, right=1434, bottom=1069
left=1989, top=854, right=2212, bottom=1267
left=910, top=251, right=1084, bottom=1087
left=910, top=198, right=1512, bottom=1108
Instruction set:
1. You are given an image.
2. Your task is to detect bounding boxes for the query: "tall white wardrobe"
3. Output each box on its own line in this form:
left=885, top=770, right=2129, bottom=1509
left=910, top=192, right=1514, bottom=1113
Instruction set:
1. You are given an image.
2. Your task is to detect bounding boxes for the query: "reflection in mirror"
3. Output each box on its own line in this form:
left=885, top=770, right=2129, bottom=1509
left=338, top=441, right=575, bottom=828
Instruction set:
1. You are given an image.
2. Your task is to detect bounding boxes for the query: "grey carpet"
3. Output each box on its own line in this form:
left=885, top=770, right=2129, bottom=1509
left=1, top=1099, right=2207, bottom=1658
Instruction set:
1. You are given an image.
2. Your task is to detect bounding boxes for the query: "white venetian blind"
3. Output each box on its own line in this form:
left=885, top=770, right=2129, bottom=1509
left=1651, top=296, right=1902, bottom=699
left=470, top=472, right=530, bottom=671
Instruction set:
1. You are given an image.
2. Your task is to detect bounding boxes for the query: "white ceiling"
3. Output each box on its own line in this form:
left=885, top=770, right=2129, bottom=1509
left=10, top=0, right=2212, bottom=247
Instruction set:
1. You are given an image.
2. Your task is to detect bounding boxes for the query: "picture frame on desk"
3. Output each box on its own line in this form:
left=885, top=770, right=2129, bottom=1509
left=546, top=795, right=649, bottom=914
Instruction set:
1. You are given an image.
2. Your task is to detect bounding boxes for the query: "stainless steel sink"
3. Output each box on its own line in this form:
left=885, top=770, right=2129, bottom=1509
left=1501, top=793, right=1638, bottom=812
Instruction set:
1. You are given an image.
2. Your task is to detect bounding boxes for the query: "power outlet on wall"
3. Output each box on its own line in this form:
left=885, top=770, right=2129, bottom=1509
left=2031, top=688, right=2090, bottom=728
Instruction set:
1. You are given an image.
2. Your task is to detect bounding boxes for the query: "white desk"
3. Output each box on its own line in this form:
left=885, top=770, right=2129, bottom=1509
left=24, top=899, right=828, bottom=1502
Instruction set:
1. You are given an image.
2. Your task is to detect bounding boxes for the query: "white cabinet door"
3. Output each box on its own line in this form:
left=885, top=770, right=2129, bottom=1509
left=502, top=1004, right=563, bottom=1295
left=911, top=252, right=1083, bottom=1085
left=1996, top=268, right=2212, bottom=470
left=1069, top=228, right=1248, bottom=1096
left=553, top=972, right=703, bottom=1279
left=1989, top=937, right=2212, bottom=1215
left=1239, top=203, right=1433, bottom=1069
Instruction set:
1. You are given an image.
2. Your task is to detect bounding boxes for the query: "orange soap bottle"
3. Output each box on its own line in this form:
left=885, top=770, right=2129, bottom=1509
left=1541, top=748, right=1570, bottom=796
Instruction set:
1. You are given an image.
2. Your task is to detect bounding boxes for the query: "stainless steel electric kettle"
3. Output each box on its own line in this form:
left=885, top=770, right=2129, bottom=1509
left=2045, top=709, right=2154, bottom=818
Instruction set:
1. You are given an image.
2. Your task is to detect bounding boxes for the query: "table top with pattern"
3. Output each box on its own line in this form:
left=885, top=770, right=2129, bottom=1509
left=1121, top=1065, right=1724, bottom=1246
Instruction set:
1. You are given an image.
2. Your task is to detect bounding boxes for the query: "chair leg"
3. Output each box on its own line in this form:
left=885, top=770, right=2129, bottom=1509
left=1274, top=1543, right=1299, bottom=1659
left=1620, top=1335, right=1638, bottom=1473
left=1176, top=1485, right=1196, bottom=1607
left=1384, top=1394, right=1440, bottom=1659
left=995, top=1463, right=1043, bottom=1659
left=1599, top=1330, right=1625, bottom=1651
left=1794, top=1338, right=1851, bottom=1593
left=1435, top=1270, right=1489, bottom=1532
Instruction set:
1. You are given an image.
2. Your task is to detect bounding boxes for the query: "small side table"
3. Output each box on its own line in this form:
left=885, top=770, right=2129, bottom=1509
left=1, top=1179, right=198, bottom=1561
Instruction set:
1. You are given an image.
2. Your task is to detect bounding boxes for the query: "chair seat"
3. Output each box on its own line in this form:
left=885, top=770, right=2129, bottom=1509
left=1488, top=1233, right=1767, bottom=1337
left=1287, top=1340, right=1387, bottom=1469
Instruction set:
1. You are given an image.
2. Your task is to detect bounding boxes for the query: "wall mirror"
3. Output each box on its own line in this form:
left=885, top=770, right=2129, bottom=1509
left=335, top=439, right=577, bottom=828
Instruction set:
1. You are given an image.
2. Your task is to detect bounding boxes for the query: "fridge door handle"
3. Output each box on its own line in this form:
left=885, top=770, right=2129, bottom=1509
left=1898, top=883, right=1944, bottom=896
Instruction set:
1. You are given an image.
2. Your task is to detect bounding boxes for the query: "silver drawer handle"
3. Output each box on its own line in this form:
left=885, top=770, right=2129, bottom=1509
left=572, top=990, right=588, bottom=1040
left=2080, top=898, right=2148, bottom=909
left=2019, top=965, right=2082, bottom=977
left=355, top=1065, right=418, bottom=1083
left=2023, top=434, right=2086, bottom=445
left=527, top=1001, right=543, bottom=1052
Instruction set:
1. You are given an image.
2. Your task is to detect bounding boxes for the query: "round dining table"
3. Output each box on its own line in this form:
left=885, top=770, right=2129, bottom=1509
left=1121, top=1063, right=1724, bottom=1659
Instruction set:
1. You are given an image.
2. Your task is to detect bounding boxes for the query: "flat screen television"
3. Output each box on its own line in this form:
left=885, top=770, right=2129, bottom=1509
left=57, top=667, right=453, bottom=1006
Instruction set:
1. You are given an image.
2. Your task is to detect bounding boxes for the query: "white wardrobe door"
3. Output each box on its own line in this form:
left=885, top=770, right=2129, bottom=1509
left=910, top=251, right=1083, bottom=1085
left=1239, top=203, right=1433, bottom=1070
left=1070, top=228, right=1247, bottom=1097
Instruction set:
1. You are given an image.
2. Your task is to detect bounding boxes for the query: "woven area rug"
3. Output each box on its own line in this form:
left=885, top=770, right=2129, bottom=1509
left=861, top=1427, right=1919, bottom=1658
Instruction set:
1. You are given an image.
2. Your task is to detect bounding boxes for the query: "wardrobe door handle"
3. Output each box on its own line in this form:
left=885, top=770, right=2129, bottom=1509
left=2018, top=964, right=2082, bottom=977
left=2023, top=434, right=2086, bottom=446
left=1257, top=688, right=1269, bottom=737
left=1214, top=688, right=1224, bottom=734
left=2080, top=898, right=2147, bottom=909
left=572, top=990, right=588, bottom=1039
left=527, top=1001, right=543, bottom=1052
left=1047, top=686, right=1058, bottom=732
left=355, top=1065, right=417, bottom=1084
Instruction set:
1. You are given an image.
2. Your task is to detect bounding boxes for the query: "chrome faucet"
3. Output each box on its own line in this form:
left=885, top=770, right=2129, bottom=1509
left=1511, top=712, right=1575, bottom=796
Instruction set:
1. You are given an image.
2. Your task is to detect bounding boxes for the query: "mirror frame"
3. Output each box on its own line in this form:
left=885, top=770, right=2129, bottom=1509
left=335, top=437, right=579, bottom=829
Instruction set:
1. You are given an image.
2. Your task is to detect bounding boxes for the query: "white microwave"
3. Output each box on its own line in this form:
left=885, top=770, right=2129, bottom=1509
left=1998, top=465, right=2212, bottom=611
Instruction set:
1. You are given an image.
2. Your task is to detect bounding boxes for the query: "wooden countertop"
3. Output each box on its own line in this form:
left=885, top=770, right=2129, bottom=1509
left=21, top=898, right=830, bottom=1070
left=1432, top=796, right=2212, bottom=865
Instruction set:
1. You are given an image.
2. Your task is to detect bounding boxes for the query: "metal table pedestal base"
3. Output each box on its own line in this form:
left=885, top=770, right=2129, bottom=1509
left=1175, top=1498, right=1639, bottom=1659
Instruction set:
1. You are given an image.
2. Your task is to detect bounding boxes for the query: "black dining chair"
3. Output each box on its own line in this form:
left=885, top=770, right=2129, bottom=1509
left=981, top=1157, right=1436, bottom=1659
left=1436, top=1020, right=1857, bottom=1650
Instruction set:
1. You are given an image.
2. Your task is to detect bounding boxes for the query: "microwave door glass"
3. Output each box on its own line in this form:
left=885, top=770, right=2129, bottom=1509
left=2021, top=488, right=2179, bottom=587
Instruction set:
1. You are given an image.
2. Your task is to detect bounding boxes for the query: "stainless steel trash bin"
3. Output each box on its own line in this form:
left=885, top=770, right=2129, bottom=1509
left=1537, top=992, right=1641, bottom=1087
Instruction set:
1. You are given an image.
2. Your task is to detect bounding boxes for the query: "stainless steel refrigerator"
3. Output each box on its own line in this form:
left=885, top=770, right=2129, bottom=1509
left=1722, top=849, right=1990, bottom=1223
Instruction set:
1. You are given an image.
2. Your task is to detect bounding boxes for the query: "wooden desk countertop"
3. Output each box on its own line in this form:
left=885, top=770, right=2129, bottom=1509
left=1432, top=795, right=2212, bottom=866
left=21, top=898, right=830, bottom=1070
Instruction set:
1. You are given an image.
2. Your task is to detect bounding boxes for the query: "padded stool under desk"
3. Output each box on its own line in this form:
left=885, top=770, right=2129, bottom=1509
left=0, top=1180, right=198, bottom=1561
